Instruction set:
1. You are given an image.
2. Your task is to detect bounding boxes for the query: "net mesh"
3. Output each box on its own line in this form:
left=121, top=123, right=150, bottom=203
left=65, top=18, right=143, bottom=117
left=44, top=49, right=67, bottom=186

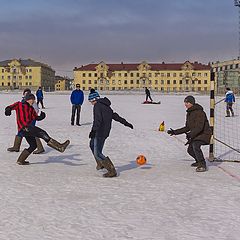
left=214, top=96, right=240, bottom=162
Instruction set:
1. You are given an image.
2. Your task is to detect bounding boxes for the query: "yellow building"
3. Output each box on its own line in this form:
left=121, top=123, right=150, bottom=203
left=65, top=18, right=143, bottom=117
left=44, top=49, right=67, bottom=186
left=73, top=61, right=211, bottom=92
left=55, top=76, right=72, bottom=91
left=0, top=59, right=55, bottom=91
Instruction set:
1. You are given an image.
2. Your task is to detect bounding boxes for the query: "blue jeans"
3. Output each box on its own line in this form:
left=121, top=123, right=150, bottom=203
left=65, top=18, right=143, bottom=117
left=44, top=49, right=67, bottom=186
left=89, top=137, right=106, bottom=161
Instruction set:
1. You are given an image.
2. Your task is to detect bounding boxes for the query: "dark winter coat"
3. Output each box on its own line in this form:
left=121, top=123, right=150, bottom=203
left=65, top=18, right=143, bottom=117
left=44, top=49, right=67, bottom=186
left=91, top=97, right=130, bottom=139
left=70, top=89, right=84, bottom=105
left=174, top=103, right=212, bottom=144
left=145, top=88, right=150, bottom=96
left=36, top=89, right=43, bottom=100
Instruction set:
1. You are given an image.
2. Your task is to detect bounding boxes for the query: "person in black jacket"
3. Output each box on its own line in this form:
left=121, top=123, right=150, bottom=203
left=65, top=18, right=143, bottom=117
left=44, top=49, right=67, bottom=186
left=88, top=92, right=133, bottom=177
left=145, top=87, right=153, bottom=102
left=167, top=96, right=211, bottom=172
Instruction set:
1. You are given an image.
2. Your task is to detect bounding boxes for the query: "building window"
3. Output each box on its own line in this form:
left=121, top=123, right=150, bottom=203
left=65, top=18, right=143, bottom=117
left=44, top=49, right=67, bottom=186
left=167, top=73, right=170, bottom=77
left=198, top=73, right=201, bottom=77
left=83, top=87, right=85, bottom=90
left=186, top=80, right=189, bottom=84
left=29, top=76, right=32, bottom=79
left=25, top=76, right=28, bottom=79
left=88, top=73, right=91, bottom=77
left=167, top=80, right=170, bottom=85
left=179, top=80, right=182, bottom=84
left=198, top=80, right=201, bottom=84
left=130, top=73, right=134, bottom=77
left=155, top=73, right=158, bottom=77
left=192, top=81, right=195, bottom=84
left=106, top=80, right=109, bottom=85
left=83, top=80, right=86, bottom=84
left=13, top=76, right=17, bottom=80
left=130, top=80, right=134, bottom=84
left=112, top=87, right=115, bottom=90
left=161, top=80, right=164, bottom=84
left=149, top=73, right=152, bottom=77
left=2, top=69, right=4, bottom=73
left=124, top=80, right=127, bottom=84
left=235, top=64, right=239, bottom=68
left=19, top=76, right=22, bottom=80
left=2, top=82, right=4, bottom=86
left=204, top=80, right=208, bottom=84
left=29, top=82, right=32, bottom=86
left=173, top=73, right=177, bottom=77
left=204, top=73, right=208, bottom=77
left=26, top=82, right=28, bottom=86
left=179, top=73, right=183, bottom=77
left=161, top=73, right=164, bottom=77
left=29, top=69, right=32, bottom=72
left=8, top=76, right=11, bottom=80
left=149, top=80, right=151, bottom=84
left=1, top=76, right=4, bottom=80
left=198, top=87, right=201, bottom=91
left=230, top=65, right=233, bottom=69
left=118, top=73, right=121, bottom=77
left=155, top=80, right=158, bottom=84
left=204, top=87, right=207, bottom=91
left=88, top=80, right=91, bottom=84
left=192, top=72, right=196, bottom=76
left=94, top=80, right=97, bottom=84
left=173, top=80, right=176, bottom=84
left=136, top=80, right=139, bottom=84
left=94, top=73, right=97, bottom=77
left=8, top=82, right=10, bottom=86
left=83, top=73, right=86, bottom=77
left=136, top=73, right=140, bottom=77
left=124, top=73, right=127, bottom=77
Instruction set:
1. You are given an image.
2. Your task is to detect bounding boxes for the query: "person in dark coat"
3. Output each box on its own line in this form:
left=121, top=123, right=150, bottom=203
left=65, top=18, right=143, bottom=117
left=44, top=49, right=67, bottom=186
left=36, top=86, right=45, bottom=109
left=70, top=84, right=84, bottom=125
left=88, top=92, right=133, bottom=177
left=145, top=87, right=153, bottom=102
left=5, top=94, right=70, bottom=165
left=167, top=96, right=212, bottom=172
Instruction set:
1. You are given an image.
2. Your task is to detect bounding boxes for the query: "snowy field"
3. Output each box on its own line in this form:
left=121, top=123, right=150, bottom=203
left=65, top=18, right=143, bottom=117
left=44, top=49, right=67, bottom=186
left=0, top=92, right=240, bottom=240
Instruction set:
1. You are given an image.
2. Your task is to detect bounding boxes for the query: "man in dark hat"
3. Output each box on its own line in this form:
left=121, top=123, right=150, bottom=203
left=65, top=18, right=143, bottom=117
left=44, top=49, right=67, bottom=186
left=70, top=84, right=84, bottom=125
left=167, top=95, right=212, bottom=172
left=5, top=94, right=70, bottom=165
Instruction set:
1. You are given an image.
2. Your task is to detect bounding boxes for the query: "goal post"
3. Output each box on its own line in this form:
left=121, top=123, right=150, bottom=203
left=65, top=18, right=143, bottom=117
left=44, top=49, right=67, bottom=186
left=209, top=71, right=240, bottom=162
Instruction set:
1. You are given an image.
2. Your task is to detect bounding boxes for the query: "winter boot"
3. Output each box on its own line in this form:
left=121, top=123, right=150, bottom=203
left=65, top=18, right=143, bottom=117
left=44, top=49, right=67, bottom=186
left=101, top=157, right=117, bottom=177
left=7, top=135, right=22, bottom=152
left=95, top=159, right=104, bottom=170
left=196, top=162, right=207, bottom=172
left=17, top=149, right=31, bottom=165
left=191, top=162, right=199, bottom=167
left=47, top=138, right=70, bottom=153
left=225, top=110, right=230, bottom=117
left=33, top=138, right=45, bottom=154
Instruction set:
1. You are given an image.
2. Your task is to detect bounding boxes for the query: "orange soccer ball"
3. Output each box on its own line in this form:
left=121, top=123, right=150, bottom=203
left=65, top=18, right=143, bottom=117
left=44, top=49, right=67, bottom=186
left=136, top=155, right=147, bottom=165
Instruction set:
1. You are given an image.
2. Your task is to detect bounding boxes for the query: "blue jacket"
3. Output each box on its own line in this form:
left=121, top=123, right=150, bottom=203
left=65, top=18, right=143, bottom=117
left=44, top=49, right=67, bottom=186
left=225, top=91, right=235, bottom=103
left=70, top=89, right=84, bottom=105
left=36, top=89, right=43, bottom=100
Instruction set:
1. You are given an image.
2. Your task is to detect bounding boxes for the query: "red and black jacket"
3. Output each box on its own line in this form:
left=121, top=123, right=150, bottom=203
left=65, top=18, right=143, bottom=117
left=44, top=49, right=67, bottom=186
left=7, top=101, right=38, bottom=131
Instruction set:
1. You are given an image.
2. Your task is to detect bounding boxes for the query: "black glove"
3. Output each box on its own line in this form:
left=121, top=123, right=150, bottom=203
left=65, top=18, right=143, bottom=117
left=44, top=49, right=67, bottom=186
left=125, top=122, right=133, bottom=129
left=36, top=111, right=46, bottom=121
left=167, top=128, right=175, bottom=136
left=89, top=130, right=96, bottom=139
left=5, top=107, right=11, bottom=116
left=186, top=132, right=191, bottom=140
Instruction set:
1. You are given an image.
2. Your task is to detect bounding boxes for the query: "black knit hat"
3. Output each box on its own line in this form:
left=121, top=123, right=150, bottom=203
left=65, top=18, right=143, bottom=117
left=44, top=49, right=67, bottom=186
left=23, top=88, right=31, bottom=95
left=184, top=95, right=195, bottom=105
left=25, top=93, right=36, bottom=101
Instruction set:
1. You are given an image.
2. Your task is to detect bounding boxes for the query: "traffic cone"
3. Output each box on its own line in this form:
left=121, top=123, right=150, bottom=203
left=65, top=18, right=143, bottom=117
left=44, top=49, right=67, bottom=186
left=159, top=121, right=165, bottom=131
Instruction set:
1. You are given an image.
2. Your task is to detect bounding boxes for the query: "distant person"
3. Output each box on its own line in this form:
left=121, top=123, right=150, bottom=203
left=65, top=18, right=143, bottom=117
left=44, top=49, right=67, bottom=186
left=167, top=96, right=211, bottom=172
left=145, top=87, right=153, bottom=102
left=88, top=91, right=133, bottom=177
left=36, top=86, right=45, bottom=109
left=70, top=84, right=84, bottom=126
left=225, top=87, right=235, bottom=117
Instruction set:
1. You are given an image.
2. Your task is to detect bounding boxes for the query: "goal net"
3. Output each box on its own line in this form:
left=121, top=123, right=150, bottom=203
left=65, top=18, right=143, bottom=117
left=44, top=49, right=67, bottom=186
left=213, top=96, right=240, bottom=162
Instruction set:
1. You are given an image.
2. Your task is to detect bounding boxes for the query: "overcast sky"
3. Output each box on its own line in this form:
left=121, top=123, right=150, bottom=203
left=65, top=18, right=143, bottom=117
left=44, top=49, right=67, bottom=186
left=0, top=0, right=238, bottom=77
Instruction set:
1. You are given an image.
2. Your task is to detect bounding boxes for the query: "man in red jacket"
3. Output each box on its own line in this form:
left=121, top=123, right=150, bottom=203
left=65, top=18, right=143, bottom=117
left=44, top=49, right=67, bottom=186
left=5, top=94, right=70, bottom=165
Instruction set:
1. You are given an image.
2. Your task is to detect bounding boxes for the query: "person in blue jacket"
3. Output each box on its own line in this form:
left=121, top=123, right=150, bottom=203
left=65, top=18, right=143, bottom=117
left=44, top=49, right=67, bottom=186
left=36, top=86, right=45, bottom=109
left=70, top=84, right=84, bottom=125
left=225, top=87, right=235, bottom=117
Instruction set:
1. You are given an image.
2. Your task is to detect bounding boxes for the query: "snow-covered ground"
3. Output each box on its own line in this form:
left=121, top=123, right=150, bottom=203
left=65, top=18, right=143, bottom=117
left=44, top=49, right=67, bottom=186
left=0, top=92, right=240, bottom=240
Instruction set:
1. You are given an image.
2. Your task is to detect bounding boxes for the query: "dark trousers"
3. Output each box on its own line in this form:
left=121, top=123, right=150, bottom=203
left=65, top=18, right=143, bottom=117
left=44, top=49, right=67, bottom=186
left=37, top=99, right=45, bottom=108
left=89, top=137, right=106, bottom=161
left=71, top=104, right=81, bottom=124
left=146, top=94, right=153, bottom=102
left=22, top=125, right=51, bottom=153
left=187, top=140, right=206, bottom=166
left=226, top=102, right=234, bottom=116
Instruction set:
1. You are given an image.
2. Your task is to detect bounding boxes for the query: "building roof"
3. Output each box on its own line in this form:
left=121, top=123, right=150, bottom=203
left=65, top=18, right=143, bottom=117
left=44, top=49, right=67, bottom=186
left=0, top=59, right=54, bottom=71
left=74, top=61, right=211, bottom=71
